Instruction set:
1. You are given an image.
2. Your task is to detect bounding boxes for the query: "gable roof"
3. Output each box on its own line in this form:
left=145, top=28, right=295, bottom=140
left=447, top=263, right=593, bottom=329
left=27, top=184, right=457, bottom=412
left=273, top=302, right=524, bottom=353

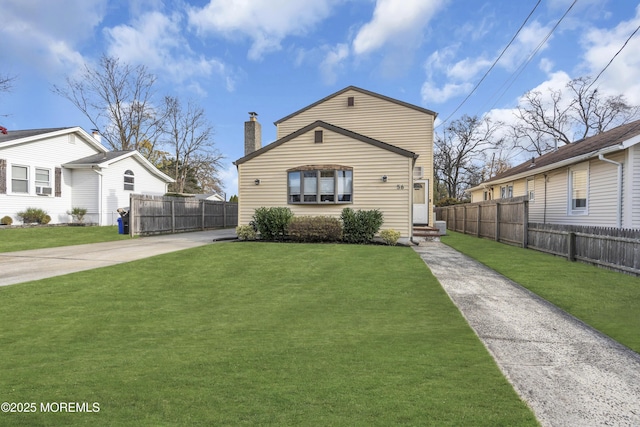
left=273, top=86, right=437, bottom=125
left=234, top=120, right=418, bottom=166
left=63, top=150, right=175, bottom=183
left=475, top=119, right=640, bottom=188
left=0, top=127, right=107, bottom=152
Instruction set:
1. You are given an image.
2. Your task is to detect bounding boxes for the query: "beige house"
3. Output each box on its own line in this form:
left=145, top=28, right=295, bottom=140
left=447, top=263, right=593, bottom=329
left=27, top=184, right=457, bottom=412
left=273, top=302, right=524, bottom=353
left=233, top=86, right=437, bottom=238
left=469, top=120, right=640, bottom=228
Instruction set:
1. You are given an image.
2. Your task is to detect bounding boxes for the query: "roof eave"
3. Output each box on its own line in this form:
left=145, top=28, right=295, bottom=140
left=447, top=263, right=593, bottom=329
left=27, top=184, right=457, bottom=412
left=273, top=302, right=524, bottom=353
left=469, top=144, right=624, bottom=192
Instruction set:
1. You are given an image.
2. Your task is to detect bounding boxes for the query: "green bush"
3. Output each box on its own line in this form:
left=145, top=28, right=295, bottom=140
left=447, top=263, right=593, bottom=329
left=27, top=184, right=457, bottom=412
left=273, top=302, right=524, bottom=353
left=1, top=216, right=13, bottom=225
left=17, top=207, right=49, bottom=224
left=67, top=207, right=88, bottom=224
left=236, top=225, right=257, bottom=241
left=435, top=197, right=462, bottom=207
left=288, top=216, right=343, bottom=243
left=340, top=208, right=384, bottom=244
left=252, top=207, right=293, bottom=241
left=380, top=229, right=401, bottom=246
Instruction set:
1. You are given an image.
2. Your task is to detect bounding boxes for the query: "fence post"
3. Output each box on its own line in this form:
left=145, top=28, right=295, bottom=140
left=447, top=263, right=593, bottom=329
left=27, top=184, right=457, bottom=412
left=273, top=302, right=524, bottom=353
left=463, top=205, right=467, bottom=235
left=201, top=201, right=205, bottom=231
left=567, top=232, right=576, bottom=261
left=495, top=202, right=500, bottom=242
left=171, top=200, right=175, bottom=234
left=223, top=202, right=227, bottom=228
left=523, top=200, right=529, bottom=248
left=476, top=205, right=481, bottom=237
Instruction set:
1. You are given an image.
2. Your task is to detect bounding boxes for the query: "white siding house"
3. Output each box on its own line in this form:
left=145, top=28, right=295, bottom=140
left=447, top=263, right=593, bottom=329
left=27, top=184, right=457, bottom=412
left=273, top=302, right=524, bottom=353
left=469, top=120, right=640, bottom=229
left=0, top=127, right=173, bottom=225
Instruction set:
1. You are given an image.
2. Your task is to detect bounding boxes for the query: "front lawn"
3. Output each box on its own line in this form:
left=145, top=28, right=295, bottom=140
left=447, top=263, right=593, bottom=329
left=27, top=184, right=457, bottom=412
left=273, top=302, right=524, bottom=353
left=0, top=243, right=538, bottom=426
left=0, top=226, right=130, bottom=252
left=441, top=231, right=640, bottom=353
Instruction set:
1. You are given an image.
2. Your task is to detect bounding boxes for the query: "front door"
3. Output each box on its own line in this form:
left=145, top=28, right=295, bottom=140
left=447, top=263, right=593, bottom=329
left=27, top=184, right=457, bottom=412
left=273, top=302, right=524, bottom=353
left=413, top=180, right=429, bottom=224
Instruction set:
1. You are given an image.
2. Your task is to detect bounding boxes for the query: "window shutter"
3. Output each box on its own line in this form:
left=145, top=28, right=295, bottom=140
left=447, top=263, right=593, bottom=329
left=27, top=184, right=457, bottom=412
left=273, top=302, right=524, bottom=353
left=55, top=167, right=62, bottom=197
left=0, top=159, right=6, bottom=194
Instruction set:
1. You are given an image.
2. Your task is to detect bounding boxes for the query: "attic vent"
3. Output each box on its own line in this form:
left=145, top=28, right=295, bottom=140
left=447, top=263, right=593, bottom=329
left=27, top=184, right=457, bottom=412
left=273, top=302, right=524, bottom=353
left=314, top=130, right=323, bottom=143
left=347, top=96, right=355, bottom=107
left=413, top=166, right=424, bottom=179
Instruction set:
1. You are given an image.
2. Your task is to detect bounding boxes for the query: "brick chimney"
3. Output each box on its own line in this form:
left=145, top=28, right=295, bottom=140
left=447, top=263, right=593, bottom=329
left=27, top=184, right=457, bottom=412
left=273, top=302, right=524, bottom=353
left=244, top=112, right=261, bottom=156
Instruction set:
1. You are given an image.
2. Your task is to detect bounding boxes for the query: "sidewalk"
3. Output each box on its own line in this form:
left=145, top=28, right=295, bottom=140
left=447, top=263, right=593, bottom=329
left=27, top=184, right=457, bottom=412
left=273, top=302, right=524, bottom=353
left=413, top=241, right=640, bottom=427
left=0, top=229, right=237, bottom=287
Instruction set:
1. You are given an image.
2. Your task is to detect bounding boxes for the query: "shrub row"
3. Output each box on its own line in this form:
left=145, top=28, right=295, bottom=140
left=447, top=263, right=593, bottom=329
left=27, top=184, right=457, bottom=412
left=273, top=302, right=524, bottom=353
left=1, top=206, right=89, bottom=226
left=238, top=207, right=398, bottom=245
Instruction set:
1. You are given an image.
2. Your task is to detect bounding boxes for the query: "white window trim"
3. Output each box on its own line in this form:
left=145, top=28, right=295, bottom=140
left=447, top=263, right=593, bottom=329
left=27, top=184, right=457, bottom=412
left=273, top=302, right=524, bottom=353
left=568, top=166, right=589, bottom=215
left=35, top=167, right=53, bottom=196
left=526, top=177, right=535, bottom=202
left=10, top=164, right=30, bottom=195
left=124, top=170, right=135, bottom=191
left=288, top=168, right=353, bottom=204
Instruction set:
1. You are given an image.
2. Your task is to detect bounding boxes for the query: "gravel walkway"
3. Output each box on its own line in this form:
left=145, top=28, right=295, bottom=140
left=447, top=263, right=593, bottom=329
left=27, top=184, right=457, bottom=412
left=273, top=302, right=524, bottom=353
left=413, top=241, right=640, bottom=427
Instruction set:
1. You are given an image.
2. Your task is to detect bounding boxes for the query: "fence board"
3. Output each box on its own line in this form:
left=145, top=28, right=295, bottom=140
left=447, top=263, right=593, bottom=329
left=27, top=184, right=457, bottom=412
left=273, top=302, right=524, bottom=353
left=435, top=200, right=640, bottom=276
left=129, top=194, right=238, bottom=236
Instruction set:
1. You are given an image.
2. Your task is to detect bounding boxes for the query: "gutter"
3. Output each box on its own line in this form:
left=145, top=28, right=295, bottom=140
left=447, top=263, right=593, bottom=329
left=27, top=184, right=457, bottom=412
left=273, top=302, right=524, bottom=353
left=92, top=168, right=104, bottom=226
left=598, top=154, right=622, bottom=228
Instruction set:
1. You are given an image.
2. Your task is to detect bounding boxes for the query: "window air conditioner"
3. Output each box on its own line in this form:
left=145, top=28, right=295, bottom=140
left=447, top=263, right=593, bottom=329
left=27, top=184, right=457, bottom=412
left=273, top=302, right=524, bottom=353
left=36, top=186, right=53, bottom=195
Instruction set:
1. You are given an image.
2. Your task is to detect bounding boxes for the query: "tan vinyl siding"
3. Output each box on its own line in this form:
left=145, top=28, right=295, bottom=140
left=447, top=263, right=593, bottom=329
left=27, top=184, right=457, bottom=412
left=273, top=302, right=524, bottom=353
left=276, top=88, right=433, bottom=225
left=238, top=126, right=413, bottom=236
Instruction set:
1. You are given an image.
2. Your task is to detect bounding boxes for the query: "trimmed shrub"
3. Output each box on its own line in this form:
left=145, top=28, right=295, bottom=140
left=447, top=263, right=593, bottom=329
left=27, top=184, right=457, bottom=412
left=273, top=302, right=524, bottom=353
left=252, top=207, right=293, bottom=241
left=67, top=207, right=88, bottom=224
left=288, top=216, right=343, bottom=243
left=340, top=208, right=384, bottom=244
left=1, top=216, right=13, bottom=225
left=236, top=225, right=257, bottom=241
left=17, top=207, right=49, bottom=224
left=380, top=229, right=401, bottom=246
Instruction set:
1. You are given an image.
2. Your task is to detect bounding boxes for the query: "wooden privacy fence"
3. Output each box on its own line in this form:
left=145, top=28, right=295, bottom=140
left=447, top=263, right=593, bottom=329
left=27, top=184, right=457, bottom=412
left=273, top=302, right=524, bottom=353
left=435, top=198, right=640, bottom=276
left=129, top=194, right=238, bottom=236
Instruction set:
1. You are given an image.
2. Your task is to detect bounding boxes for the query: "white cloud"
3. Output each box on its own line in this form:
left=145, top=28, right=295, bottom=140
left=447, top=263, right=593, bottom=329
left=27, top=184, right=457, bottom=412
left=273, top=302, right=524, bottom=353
left=579, top=5, right=640, bottom=104
left=352, top=0, right=446, bottom=56
left=498, top=20, right=554, bottom=71
left=0, top=0, right=107, bottom=74
left=104, top=11, right=238, bottom=92
left=187, top=0, right=337, bottom=61
left=421, top=80, right=473, bottom=104
left=218, top=163, right=238, bottom=197
left=319, top=43, right=350, bottom=84
left=448, top=57, right=493, bottom=81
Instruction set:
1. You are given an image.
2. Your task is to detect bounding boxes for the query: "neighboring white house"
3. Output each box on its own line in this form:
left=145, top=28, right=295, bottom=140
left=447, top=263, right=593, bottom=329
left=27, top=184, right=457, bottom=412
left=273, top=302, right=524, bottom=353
left=0, top=127, right=174, bottom=225
left=468, top=119, right=640, bottom=229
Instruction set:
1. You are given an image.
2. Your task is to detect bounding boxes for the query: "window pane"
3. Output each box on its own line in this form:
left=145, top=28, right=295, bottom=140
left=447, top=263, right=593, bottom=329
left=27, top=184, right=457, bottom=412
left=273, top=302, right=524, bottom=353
left=36, top=168, right=50, bottom=183
left=337, top=170, right=352, bottom=202
left=12, top=180, right=28, bottom=193
left=303, top=171, right=317, bottom=202
left=320, top=171, right=334, bottom=202
left=572, top=170, right=587, bottom=210
left=12, top=165, right=27, bottom=180
left=288, top=172, right=300, bottom=203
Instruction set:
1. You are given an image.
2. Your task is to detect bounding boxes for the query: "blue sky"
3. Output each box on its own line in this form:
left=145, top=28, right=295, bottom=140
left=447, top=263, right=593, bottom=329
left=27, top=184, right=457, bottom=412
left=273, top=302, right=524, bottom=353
left=2, top=0, right=640, bottom=196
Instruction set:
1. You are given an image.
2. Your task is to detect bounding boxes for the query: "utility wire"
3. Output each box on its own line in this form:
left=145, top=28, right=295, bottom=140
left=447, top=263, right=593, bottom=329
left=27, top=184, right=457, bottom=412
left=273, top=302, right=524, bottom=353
left=585, top=23, right=640, bottom=93
left=436, top=0, right=542, bottom=129
left=484, top=0, right=578, bottom=113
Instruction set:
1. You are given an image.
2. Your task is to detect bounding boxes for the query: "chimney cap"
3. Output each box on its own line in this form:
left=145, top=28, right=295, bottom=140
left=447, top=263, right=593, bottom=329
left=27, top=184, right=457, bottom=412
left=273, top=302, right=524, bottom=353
left=248, top=112, right=258, bottom=118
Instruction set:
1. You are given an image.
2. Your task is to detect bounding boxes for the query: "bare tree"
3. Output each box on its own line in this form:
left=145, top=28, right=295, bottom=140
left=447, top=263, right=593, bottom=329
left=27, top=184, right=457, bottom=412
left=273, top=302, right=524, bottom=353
left=52, top=55, right=164, bottom=154
left=1, top=73, right=17, bottom=121
left=162, top=96, right=223, bottom=194
left=512, top=76, right=639, bottom=155
left=435, top=115, right=504, bottom=200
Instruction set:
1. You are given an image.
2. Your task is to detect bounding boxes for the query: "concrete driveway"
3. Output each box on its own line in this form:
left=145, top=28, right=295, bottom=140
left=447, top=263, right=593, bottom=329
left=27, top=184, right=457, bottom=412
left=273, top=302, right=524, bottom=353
left=0, top=228, right=237, bottom=287
left=414, top=241, right=640, bottom=427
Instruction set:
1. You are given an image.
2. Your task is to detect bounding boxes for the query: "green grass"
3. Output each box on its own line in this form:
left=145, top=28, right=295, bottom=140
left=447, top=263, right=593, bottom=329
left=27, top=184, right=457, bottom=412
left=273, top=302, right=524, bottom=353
left=0, top=226, right=131, bottom=252
left=441, top=231, right=640, bottom=353
left=0, top=243, right=538, bottom=426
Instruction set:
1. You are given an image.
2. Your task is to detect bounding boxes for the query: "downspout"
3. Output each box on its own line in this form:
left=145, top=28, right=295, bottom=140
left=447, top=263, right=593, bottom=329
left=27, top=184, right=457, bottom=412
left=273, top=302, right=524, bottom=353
left=93, top=168, right=103, bottom=226
left=598, top=154, right=622, bottom=228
